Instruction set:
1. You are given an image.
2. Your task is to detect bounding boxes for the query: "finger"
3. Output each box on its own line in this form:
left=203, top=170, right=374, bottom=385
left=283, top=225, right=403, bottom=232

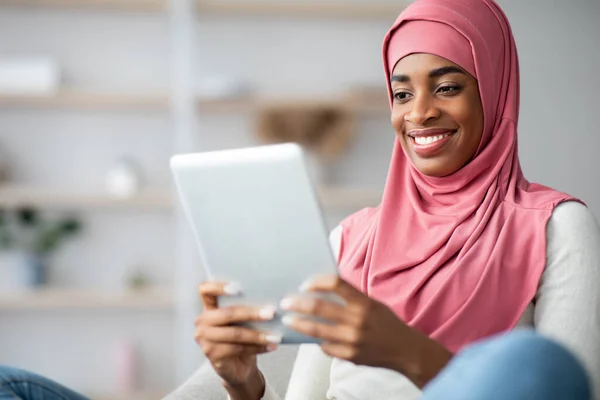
left=320, top=341, right=358, bottom=362
left=301, top=274, right=362, bottom=301
left=204, top=343, right=278, bottom=360
left=199, top=325, right=282, bottom=345
left=279, top=295, right=352, bottom=324
left=198, top=281, right=241, bottom=310
left=282, top=315, right=358, bottom=344
left=197, top=305, right=276, bottom=327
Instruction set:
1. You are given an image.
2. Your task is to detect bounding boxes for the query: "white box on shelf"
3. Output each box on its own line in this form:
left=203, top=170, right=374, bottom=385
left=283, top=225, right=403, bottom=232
left=0, top=57, right=60, bottom=95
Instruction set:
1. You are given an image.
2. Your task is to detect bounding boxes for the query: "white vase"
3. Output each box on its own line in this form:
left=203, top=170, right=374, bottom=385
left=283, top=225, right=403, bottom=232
left=106, top=159, right=141, bottom=198
left=0, top=250, right=47, bottom=290
left=0, top=251, right=16, bottom=291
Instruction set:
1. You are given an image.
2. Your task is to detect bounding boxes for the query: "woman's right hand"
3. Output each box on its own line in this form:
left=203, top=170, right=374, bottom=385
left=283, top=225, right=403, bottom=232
left=195, top=281, right=281, bottom=399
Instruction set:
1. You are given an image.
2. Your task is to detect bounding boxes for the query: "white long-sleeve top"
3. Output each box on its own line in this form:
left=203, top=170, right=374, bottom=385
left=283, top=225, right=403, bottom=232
left=256, top=201, right=600, bottom=400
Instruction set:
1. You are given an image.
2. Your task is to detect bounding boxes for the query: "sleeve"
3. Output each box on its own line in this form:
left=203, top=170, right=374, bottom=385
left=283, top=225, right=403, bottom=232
left=224, top=379, right=281, bottom=400
left=283, top=344, right=335, bottom=400
left=534, top=201, right=600, bottom=399
left=261, top=380, right=282, bottom=400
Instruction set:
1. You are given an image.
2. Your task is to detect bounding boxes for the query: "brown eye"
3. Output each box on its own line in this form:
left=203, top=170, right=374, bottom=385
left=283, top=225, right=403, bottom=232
left=394, top=91, right=412, bottom=103
left=437, top=85, right=462, bottom=95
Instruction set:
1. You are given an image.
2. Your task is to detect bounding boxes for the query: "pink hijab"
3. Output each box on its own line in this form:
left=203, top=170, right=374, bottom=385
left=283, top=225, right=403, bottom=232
left=338, top=0, right=580, bottom=352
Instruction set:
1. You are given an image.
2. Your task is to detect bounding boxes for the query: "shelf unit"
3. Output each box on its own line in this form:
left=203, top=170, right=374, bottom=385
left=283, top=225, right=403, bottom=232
left=0, top=286, right=173, bottom=311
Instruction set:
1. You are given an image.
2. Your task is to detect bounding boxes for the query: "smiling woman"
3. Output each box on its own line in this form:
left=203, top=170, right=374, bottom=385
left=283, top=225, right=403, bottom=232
left=173, top=0, right=600, bottom=399
left=390, top=54, right=484, bottom=177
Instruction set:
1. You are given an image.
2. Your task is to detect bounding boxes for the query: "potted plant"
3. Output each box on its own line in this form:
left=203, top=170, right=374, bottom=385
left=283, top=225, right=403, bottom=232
left=0, top=206, right=82, bottom=288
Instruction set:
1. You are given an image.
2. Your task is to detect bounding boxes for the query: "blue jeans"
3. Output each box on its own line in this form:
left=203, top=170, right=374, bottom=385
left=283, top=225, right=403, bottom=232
left=422, top=329, right=591, bottom=400
left=0, top=330, right=591, bottom=399
left=0, top=366, right=89, bottom=400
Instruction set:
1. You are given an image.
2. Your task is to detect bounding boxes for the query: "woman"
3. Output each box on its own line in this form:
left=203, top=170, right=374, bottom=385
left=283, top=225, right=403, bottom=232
left=194, top=0, right=600, bottom=399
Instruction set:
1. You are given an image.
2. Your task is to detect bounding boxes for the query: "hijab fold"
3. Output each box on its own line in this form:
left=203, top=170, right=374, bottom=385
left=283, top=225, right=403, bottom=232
left=338, top=0, right=579, bottom=352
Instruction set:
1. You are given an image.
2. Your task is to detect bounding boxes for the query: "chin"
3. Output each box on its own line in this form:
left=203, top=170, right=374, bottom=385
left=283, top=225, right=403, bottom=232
left=413, top=160, right=456, bottom=177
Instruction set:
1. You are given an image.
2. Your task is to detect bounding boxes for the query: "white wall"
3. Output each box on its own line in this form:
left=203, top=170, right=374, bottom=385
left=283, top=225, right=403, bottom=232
left=498, top=0, right=600, bottom=215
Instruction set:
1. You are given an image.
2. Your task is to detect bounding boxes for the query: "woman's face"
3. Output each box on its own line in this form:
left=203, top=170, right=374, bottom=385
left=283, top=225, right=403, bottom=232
left=390, top=53, right=484, bottom=177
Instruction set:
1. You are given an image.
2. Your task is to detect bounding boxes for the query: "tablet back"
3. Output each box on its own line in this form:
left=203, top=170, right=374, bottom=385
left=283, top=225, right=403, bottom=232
left=170, top=143, right=338, bottom=343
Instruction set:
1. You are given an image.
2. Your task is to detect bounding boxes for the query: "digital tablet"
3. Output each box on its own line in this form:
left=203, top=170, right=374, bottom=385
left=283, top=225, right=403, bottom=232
left=170, top=143, right=339, bottom=344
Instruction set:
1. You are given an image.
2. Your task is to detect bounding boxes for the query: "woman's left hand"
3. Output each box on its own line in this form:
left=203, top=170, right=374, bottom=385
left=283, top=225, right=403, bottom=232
left=280, top=274, right=452, bottom=388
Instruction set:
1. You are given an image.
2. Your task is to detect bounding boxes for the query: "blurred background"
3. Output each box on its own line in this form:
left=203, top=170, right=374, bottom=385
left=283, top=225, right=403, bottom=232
left=0, top=0, right=597, bottom=398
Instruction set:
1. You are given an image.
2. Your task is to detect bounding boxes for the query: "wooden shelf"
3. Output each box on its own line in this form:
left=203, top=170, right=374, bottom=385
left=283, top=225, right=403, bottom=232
left=196, top=1, right=407, bottom=20
left=0, top=186, right=173, bottom=211
left=0, top=91, right=169, bottom=111
left=318, top=186, right=382, bottom=209
left=349, top=95, right=390, bottom=115
left=196, top=94, right=390, bottom=115
left=0, top=90, right=390, bottom=115
left=1, top=0, right=406, bottom=18
left=0, top=0, right=167, bottom=11
left=0, top=287, right=174, bottom=311
left=197, top=96, right=256, bottom=113
left=0, top=185, right=380, bottom=210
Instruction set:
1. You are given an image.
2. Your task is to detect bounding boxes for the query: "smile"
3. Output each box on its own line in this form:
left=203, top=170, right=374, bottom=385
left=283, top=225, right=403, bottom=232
left=406, top=129, right=457, bottom=157
left=413, top=132, right=453, bottom=145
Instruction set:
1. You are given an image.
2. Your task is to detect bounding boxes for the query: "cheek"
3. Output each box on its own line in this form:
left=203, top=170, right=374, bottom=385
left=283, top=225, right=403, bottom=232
left=390, top=108, right=404, bottom=134
left=450, top=102, right=479, bottom=141
left=455, top=92, right=484, bottom=144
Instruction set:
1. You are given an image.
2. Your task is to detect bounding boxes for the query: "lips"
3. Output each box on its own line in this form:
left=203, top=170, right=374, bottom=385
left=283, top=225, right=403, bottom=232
left=406, top=129, right=457, bottom=158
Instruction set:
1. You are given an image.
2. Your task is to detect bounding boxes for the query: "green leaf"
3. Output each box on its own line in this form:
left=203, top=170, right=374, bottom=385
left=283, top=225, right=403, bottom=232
left=59, top=218, right=82, bottom=235
left=16, top=206, right=40, bottom=227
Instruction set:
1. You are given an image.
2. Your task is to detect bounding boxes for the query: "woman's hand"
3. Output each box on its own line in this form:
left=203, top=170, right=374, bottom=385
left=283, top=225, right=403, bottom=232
left=195, top=281, right=281, bottom=400
left=280, top=275, right=453, bottom=388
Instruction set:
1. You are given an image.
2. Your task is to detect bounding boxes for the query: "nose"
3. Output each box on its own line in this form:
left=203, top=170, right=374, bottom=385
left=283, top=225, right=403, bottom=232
left=404, top=93, right=440, bottom=125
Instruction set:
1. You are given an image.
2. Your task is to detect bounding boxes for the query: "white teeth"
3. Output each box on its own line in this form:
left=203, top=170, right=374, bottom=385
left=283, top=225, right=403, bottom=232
left=413, top=133, right=451, bottom=145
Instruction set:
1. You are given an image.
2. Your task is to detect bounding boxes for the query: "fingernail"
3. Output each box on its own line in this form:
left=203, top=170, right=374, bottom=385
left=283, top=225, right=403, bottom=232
left=281, top=315, right=294, bottom=326
left=280, top=297, right=294, bottom=310
left=267, top=344, right=278, bottom=352
left=265, top=334, right=282, bottom=344
left=223, top=282, right=241, bottom=295
left=258, top=307, right=276, bottom=320
left=299, top=280, right=312, bottom=293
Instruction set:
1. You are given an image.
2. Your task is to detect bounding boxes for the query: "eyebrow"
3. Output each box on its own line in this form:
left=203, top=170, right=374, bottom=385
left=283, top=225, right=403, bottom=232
left=391, top=66, right=466, bottom=83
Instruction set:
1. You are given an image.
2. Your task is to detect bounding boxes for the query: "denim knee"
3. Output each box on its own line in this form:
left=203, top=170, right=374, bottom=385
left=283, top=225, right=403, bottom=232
left=0, top=365, right=28, bottom=381
left=422, top=329, right=592, bottom=400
